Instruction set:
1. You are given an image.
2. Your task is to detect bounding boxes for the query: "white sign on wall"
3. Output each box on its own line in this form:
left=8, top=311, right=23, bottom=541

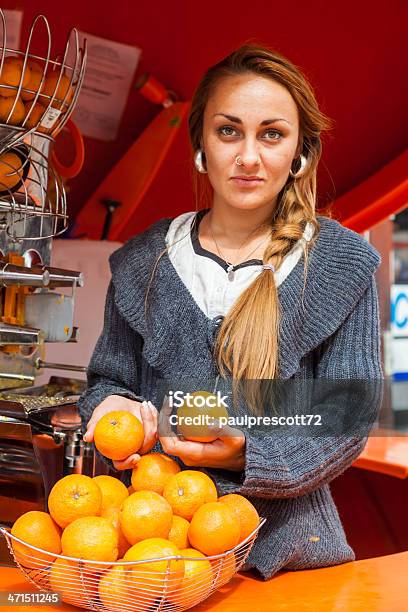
left=72, top=31, right=141, bottom=141
left=391, top=284, right=408, bottom=337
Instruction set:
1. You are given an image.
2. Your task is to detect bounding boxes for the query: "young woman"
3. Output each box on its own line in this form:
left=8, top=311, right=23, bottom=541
left=78, top=43, right=383, bottom=579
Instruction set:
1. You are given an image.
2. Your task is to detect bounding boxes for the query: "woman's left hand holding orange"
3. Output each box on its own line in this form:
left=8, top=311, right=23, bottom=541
left=157, top=397, right=246, bottom=472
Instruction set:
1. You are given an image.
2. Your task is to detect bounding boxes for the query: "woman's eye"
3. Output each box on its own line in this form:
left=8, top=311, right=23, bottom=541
left=217, top=126, right=237, bottom=137
left=264, top=130, right=282, bottom=140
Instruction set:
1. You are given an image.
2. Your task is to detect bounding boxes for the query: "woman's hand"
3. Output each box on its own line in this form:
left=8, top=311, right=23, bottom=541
left=83, top=394, right=158, bottom=470
left=158, top=398, right=246, bottom=472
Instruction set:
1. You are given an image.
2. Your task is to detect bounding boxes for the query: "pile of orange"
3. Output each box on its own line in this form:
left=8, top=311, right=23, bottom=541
left=0, top=55, right=74, bottom=129
left=10, top=451, right=260, bottom=611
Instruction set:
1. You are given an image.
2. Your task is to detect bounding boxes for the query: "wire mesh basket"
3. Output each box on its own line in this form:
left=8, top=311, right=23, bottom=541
left=0, top=137, right=68, bottom=239
left=1, top=518, right=265, bottom=611
left=0, top=10, right=87, bottom=143
left=0, top=9, right=86, bottom=240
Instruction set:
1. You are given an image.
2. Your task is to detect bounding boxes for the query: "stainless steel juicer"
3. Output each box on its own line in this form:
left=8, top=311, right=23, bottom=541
left=0, top=10, right=110, bottom=566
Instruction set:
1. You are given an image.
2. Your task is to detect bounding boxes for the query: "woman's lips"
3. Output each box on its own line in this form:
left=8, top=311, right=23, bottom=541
left=231, top=177, right=264, bottom=188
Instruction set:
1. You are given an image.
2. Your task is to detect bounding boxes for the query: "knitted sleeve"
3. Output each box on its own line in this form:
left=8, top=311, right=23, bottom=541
left=76, top=280, right=146, bottom=433
left=206, top=274, right=384, bottom=499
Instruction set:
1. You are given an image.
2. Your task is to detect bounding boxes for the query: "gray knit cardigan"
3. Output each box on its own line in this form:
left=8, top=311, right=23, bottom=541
left=77, top=214, right=384, bottom=580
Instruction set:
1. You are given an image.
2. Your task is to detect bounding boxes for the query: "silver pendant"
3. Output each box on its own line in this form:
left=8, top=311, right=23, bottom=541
left=227, top=264, right=235, bottom=281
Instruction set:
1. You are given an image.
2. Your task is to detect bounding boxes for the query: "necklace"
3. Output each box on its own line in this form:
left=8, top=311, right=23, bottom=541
left=207, top=215, right=272, bottom=281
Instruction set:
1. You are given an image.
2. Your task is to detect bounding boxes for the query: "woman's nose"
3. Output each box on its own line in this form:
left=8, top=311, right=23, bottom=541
left=238, top=141, right=261, bottom=166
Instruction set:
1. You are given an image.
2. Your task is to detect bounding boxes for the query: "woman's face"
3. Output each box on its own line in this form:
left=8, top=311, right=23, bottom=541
left=201, top=74, right=301, bottom=213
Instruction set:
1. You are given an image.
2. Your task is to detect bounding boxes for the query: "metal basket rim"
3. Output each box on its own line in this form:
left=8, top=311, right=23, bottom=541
left=0, top=517, right=266, bottom=567
left=0, top=16, right=85, bottom=74
left=0, top=122, right=54, bottom=143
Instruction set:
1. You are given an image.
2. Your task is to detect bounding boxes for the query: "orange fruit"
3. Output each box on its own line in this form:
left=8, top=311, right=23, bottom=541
left=131, top=453, right=180, bottom=495
left=93, top=475, right=129, bottom=511
left=210, top=551, right=237, bottom=585
left=94, top=411, right=144, bottom=461
left=41, top=71, right=73, bottom=111
left=168, top=547, right=213, bottom=608
left=48, top=474, right=102, bottom=528
left=11, top=511, right=61, bottom=569
left=101, top=507, right=131, bottom=558
left=0, top=95, right=25, bottom=125
left=219, top=494, right=260, bottom=542
left=23, top=100, right=48, bottom=131
left=168, top=515, right=190, bottom=549
left=124, top=538, right=184, bottom=596
left=127, top=485, right=134, bottom=495
left=163, top=470, right=217, bottom=520
left=120, top=491, right=172, bottom=545
left=21, top=60, right=44, bottom=101
left=49, top=557, right=99, bottom=606
left=61, top=516, right=119, bottom=570
left=98, top=562, right=138, bottom=612
left=188, top=502, right=240, bottom=556
left=0, top=151, right=24, bottom=191
left=177, top=390, right=229, bottom=442
left=0, top=57, right=31, bottom=97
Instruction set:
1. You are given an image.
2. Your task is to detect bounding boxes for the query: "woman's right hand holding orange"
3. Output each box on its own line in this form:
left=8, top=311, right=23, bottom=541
left=83, top=394, right=158, bottom=470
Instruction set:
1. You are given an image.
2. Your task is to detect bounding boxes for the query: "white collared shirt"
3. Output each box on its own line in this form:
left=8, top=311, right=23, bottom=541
left=165, top=209, right=314, bottom=319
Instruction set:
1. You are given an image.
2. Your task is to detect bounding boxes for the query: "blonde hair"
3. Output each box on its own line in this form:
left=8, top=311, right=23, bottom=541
left=146, top=42, right=333, bottom=414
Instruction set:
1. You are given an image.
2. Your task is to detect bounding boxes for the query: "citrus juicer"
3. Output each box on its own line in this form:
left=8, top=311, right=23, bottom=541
left=0, top=11, right=108, bottom=565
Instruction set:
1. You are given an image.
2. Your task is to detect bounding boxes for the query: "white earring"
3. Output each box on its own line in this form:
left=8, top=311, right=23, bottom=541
left=194, top=149, right=207, bottom=173
left=289, top=154, right=307, bottom=179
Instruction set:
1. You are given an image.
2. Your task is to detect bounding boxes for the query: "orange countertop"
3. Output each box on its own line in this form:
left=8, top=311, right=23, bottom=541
left=352, top=430, right=408, bottom=478
left=1, top=551, right=408, bottom=612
